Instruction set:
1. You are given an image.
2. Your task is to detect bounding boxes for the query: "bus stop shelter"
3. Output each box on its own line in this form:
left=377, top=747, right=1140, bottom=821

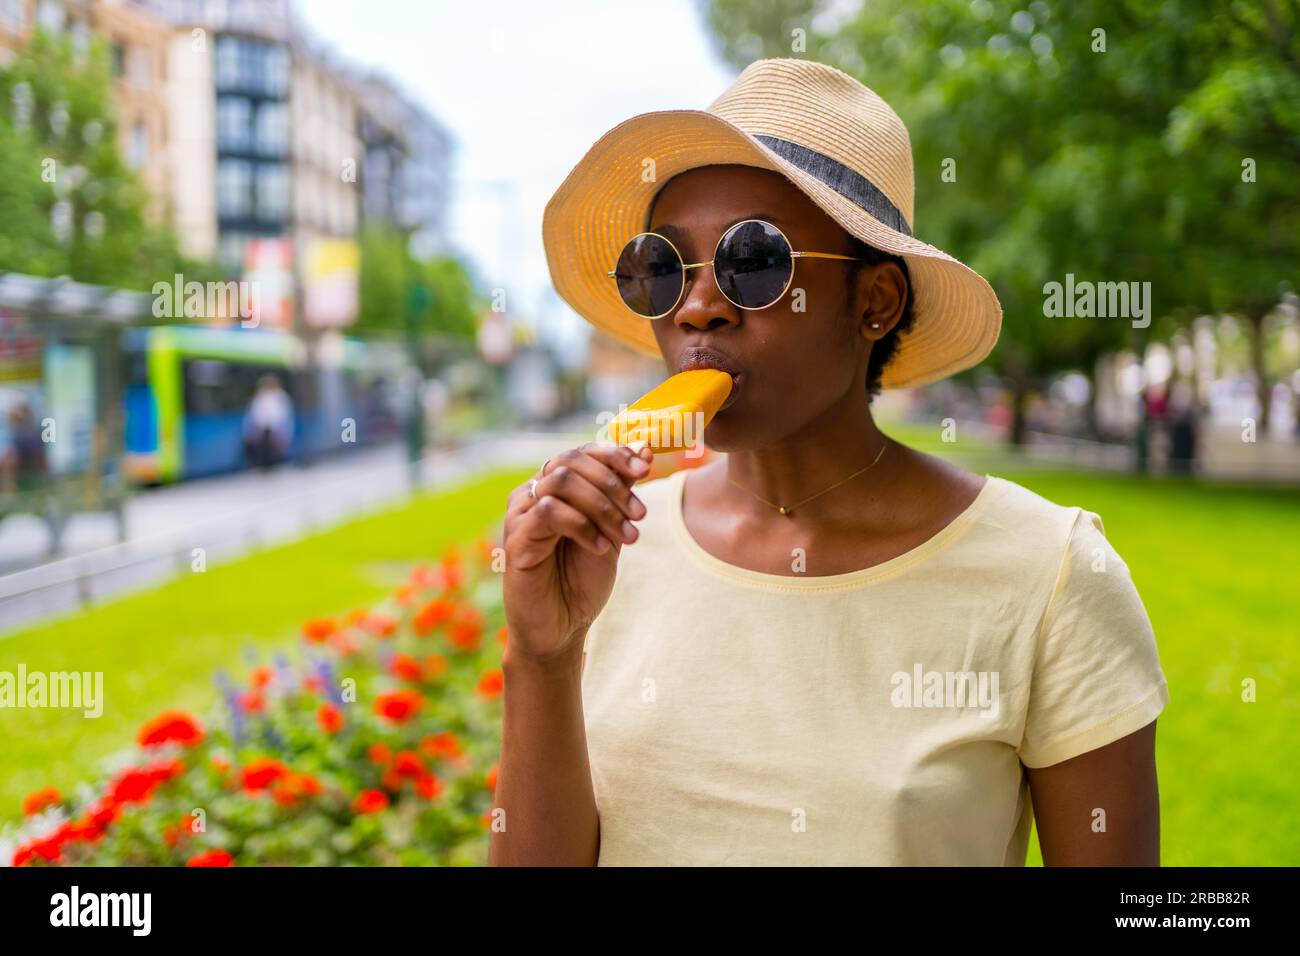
left=0, top=273, right=150, bottom=555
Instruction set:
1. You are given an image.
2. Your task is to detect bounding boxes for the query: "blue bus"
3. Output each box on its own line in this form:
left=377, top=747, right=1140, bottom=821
left=123, top=326, right=399, bottom=483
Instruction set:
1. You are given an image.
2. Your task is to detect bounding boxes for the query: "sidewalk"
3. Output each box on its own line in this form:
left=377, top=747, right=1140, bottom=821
left=0, top=430, right=587, bottom=635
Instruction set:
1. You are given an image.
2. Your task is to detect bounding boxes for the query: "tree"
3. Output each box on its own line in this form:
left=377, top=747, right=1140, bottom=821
left=356, top=223, right=481, bottom=341
left=699, top=0, right=1300, bottom=444
left=0, top=28, right=197, bottom=289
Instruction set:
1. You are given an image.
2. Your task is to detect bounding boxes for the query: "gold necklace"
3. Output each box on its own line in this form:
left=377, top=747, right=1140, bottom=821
left=727, top=438, right=890, bottom=517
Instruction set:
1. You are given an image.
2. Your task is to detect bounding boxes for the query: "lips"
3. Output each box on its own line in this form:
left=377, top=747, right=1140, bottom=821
left=677, top=346, right=743, bottom=410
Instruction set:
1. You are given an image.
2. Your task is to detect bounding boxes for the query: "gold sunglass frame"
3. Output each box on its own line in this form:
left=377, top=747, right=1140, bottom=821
left=605, top=218, right=871, bottom=319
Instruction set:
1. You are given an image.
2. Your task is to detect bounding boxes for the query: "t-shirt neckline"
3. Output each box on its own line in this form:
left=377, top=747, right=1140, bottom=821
left=668, top=466, right=1002, bottom=590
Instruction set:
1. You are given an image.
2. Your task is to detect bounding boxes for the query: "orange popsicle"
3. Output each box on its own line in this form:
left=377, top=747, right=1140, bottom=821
left=606, top=369, right=733, bottom=454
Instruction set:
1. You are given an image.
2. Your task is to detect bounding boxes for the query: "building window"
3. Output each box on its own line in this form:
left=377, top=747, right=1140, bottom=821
left=215, top=36, right=241, bottom=91
left=217, top=97, right=251, bottom=151
left=215, top=35, right=290, bottom=97
left=217, top=159, right=252, bottom=218
left=36, top=0, right=63, bottom=32
left=254, top=102, right=288, bottom=156
left=69, top=19, right=89, bottom=54
left=127, top=122, right=148, bottom=169
left=127, top=47, right=151, bottom=90
left=264, top=45, right=289, bottom=96
left=255, top=164, right=290, bottom=222
left=0, top=0, right=27, bottom=33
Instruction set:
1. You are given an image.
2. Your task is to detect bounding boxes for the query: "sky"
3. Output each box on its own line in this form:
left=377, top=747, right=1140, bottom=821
left=296, top=0, right=738, bottom=361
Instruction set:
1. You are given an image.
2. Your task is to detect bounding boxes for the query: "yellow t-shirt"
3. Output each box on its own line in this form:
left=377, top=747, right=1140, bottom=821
left=580, top=468, right=1170, bottom=866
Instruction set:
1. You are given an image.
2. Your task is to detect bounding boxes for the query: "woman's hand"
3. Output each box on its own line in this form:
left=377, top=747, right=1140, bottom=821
left=502, top=441, right=654, bottom=663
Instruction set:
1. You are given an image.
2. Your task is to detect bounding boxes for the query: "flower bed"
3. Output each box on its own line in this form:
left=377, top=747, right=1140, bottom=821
left=5, top=541, right=506, bottom=867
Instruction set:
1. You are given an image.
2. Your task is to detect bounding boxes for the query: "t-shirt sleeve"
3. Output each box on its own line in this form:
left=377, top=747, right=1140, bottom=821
left=1017, top=507, right=1170, bottom=769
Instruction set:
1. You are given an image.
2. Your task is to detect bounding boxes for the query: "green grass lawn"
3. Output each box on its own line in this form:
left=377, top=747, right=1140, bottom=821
left=2, top=456, right=1297, bottom=865
left=0, top=467, right=532, bottom=826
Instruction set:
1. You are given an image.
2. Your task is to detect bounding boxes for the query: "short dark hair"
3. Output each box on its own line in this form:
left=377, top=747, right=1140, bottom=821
left=844, top=237, right=915, bottom=402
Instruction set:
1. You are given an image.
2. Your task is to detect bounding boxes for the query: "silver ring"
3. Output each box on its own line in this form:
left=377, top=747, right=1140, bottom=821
left=528, top=478, right=539, bottom=499
left=540, top=457, right=552, bottom=474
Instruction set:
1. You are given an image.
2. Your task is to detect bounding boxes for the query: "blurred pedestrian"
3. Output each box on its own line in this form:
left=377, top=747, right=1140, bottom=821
left=1167, top=380, right=1198, bottom=475
left=242, top=374, right=294, bottom=471
left=1, top=398, right=47, bottom=495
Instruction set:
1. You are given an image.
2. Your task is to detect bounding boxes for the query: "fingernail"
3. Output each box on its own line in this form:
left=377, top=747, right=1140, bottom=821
left=629, top=495, right=646, bottom=518
left=630, top=457, right=649, bottom=475
left=621, top=519, right=636, bottom=541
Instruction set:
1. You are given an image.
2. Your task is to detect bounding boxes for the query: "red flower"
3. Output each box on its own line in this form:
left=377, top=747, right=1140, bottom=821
left=239, top=690, right=265, bottom=714
left=415, top=772, right=444, bottom=800
left=352, top=789, right=389, bottom=815
left=302, top=617, right=338, bottom=642
left=391, top=653, right=424, bottom=682
left=485, top=763, right=499, bottom=792
left=22, top=787, right=61, bottom=816
left=187, top=849, right=234, bottom=867
left=392, top=751, right=424, bottom=777
left=74, top=799, right=120, bottom=842
left=495, top=625, right=509, bottom=647
left=249, top=666, right=274, bottom=689
left=412, top=597, right=455, bottom=636
left=374, top=689, right=423, bottom=724
left=303, top=673, right=324, bottom=695
left=146, top=757, right=185, bottom=782
left=13, top=829, right=67, bottom=866
left=447, top=607, right=485, bottom=651
left=440, top=550, right=464, bottom=590
left=367, top=743, right=392, bottom=765
left=346, top=607, right=369, bottom=625
left=241, top=757, right=290, bottom=792
left=316, top=703, right=344, bottom=734
left=420, top=731, right=463, bottom=760
left=163, top=812, right=199, bottom=848
left=108, top=766, right=163, bottom=806
left=273, top=773, right=323, bottom=806
left=137, top=710, right=205, bottom=749
left=476, top=668, right=504, bottom=699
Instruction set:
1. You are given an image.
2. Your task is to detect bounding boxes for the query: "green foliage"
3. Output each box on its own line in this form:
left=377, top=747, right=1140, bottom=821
left=0, top=29, right=200, bottom=288
left=0, top=118, right=61, bottom=274
left=356, top=223, right=482, bottom=340
left=700, top=0, right=1300, bottom=393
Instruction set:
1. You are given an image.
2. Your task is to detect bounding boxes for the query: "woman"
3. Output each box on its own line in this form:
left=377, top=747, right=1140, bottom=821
left=491, top=59, right=1169, bottom=866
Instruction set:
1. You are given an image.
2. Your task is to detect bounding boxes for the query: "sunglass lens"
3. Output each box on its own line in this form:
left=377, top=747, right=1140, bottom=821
left=613, top=234, right=683, bottom=317
left=714, top=220, right=793, bottom=309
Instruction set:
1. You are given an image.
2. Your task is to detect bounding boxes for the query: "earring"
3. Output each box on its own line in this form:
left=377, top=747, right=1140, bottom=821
left=869, top=322, right=881, bottom=329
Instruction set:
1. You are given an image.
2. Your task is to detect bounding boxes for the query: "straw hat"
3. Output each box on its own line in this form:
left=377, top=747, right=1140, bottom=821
left=542, top=57, right=1002, bottom=390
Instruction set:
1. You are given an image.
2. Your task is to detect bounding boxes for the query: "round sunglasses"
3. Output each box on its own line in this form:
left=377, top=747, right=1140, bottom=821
left=606, top=218, right=872, bottom=319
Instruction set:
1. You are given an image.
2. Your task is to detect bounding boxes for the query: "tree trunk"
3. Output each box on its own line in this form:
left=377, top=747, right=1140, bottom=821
left=1010, top=381, right=1029, bottom=446
left=1245, top=309, right=1271, bottom=435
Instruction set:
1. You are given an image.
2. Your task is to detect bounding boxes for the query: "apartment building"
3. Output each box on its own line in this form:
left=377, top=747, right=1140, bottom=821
left=0, top=0, right=173, bottom=224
